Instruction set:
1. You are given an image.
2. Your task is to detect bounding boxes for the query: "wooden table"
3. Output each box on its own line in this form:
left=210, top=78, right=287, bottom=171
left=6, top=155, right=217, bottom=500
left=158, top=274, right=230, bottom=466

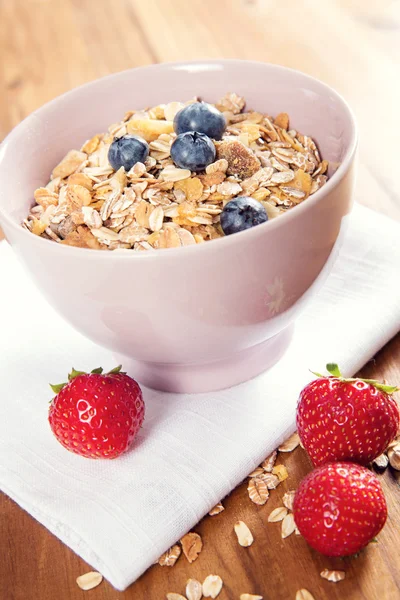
left=1, top=1, right=399, bottom=598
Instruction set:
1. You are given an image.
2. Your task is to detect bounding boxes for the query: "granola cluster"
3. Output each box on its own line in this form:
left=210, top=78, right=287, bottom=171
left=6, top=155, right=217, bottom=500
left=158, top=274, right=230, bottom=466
left=24, top=93, right=328, bottom=250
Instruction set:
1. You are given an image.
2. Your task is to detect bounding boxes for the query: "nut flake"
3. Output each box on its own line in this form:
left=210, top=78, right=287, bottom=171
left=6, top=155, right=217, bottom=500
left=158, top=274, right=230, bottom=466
left=76, top=571, right=103, bottom=591
left=202, top=575, right=223, bottom=598
left=268, top=507, right=288, bottom=522
left=240, top=595, right=263, bottom=600
left=186, top=578, right=203, bottom=600
left=234, top=521, right=254, bottom=547
left=180, top=532, right=203, bottom=563
left=320, top=569, right=346, bottom=583
left=27, top=94, right=327, bottom=250
left=158, top=544, right=182, bottom=567
left=282, top=490, right=296, bottom=511
left=167, top=594, right=187, bottom=600
left=261, top=451, right=277, bottom=472
left=209, top=502, right=225, bottom=516
left=373, top=453, right=389, bottom=470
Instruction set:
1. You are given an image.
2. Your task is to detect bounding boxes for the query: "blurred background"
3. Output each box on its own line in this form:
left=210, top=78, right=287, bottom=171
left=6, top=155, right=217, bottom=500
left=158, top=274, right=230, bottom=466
left=1, top=0, right=399, bottom=217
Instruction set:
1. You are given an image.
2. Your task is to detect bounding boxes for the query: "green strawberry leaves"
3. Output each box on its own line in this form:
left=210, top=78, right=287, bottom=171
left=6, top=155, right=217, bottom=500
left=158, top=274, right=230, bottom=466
left=49, top=365, right=125, bottom=396
left=312, top=363, right=399, bottom=395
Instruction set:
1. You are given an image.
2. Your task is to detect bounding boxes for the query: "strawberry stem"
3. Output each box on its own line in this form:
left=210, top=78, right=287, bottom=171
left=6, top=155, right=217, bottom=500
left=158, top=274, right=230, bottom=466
left=311, top=363, right=399, bottom=394
left=326, top=363, right=342, bottom=378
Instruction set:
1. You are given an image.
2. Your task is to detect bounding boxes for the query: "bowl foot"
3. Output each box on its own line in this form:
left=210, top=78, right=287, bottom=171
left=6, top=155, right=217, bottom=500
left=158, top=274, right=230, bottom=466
left=115, top=324, right=294, bottom=394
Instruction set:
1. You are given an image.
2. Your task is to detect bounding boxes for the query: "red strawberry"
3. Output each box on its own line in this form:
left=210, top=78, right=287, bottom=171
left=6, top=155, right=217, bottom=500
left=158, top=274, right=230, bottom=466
left=296, top=363, right=399, bottom=466
left=293, top=462, right=387, bottom=557
left=48, top=366, right=144, bottom=459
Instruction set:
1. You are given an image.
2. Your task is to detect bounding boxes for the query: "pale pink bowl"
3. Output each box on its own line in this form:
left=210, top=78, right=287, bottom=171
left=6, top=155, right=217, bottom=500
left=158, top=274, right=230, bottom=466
left=0, top=60, right=357, bottom=393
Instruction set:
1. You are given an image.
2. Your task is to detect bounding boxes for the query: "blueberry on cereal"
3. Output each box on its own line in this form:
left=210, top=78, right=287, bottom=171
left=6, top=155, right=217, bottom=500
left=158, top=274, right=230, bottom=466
left=221, top=196, right=268, bottom=235
left=174, top=102, right=226, bottom=140
left=170, top=131, right=216, bottom=172
left=108, top=135, right=149, bottom=171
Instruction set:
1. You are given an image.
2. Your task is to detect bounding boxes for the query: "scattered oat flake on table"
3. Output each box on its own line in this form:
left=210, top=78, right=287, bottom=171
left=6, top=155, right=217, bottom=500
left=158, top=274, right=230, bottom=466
left=281, top=513, right=296, bottom=538
left=240, top=595, right=263, bottom=600
left=320, top=569, right=346, bottom=583
left=268, top=507, right=288, bottom=522
left=248, top=466, right=265, bottom=478
left=209, top=502, right=225, bottom=516
left=283, top=490, right=296, bottom=510
left=259, top=472, right=280, bottom=489
left=272, top=464, right=289, bottom=482
left=158, top=544, right=182, bottom=566
left=261, top=451, right=277, bottom=472
left=202, top=575, right=223, bottom=598
left=186, top=578, right=203, bottom=600
left=180, top=532, right=203, bottom=563
left=278, top=432, right=300, bottom=452
left=167, top=594, right=187, bottom=600
left=296, top=590, right=316, bottom=600
left=234, top=520, right=254, bottom=547
left=76, top=571, right=103, bottom=591
left=248, top=476, right=269, bottom=505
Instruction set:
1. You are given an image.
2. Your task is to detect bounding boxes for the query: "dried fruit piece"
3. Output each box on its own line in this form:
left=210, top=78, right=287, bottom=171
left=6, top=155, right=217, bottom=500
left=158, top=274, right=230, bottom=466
left=281, top=513, right=296, bottom=538
left=202, top=575, right=223, bottom=598
left=296, top=590, right=315, bottom=600
left=282, top=490, right=296, bottom=511
left=320, top=569, right=345, bottom=583
left=268, top=507, right=288, bottom=522
left=209, top=502, right=224, bottom=516
left=234, top=521, right=254, bottom=547
left=278, top=432, right=300, bottom=452
left=81, top=134, right=101, bottom=154
left=247, top=477, right=269, bottom=505
left=61, top=225, right=102, bottom=249
left=127, top=118, right=174, bottom=142
left=180, top=532, right=203, bottom=563
left=216, top=139, right=260, bottom=179
left=52, top=150, right=87, bottom=179
left=274, top=112, right=289, bottom=130
left=158, top=544, right=182, bottom=567
left=33, top=187, right=58, bottom=209
left=272, top=464, right=289, bottom=482
left=76, top=571, right=103, bottom=591
left=174, top=177, right=204, bottom=201
left=186, top=578, right=203, bottom=600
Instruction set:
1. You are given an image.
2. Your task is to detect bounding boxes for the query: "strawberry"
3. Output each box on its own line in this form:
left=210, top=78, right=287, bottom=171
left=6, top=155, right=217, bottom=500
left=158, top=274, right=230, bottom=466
left=48, top=366, right=144, bottom=459
left=296, top=363, right=399, bottom=467
left=293, top=462, right=387, bottom=557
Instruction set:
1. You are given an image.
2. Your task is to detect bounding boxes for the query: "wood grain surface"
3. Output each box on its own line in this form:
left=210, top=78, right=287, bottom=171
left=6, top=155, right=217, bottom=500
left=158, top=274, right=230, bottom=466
left=1, top=1, right=400, bottom=599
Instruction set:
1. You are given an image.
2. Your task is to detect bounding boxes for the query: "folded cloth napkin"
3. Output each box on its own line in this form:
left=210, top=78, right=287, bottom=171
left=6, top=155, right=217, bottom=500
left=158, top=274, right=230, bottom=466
left=1, top=203, right=400, bottom=590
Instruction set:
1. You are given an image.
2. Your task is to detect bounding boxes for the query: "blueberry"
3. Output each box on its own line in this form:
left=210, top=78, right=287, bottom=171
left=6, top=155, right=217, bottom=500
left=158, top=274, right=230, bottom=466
left=220, top=197, right=268, bottom=236
left=174, top=102, right=226, bottom=140
left=108, top=135, right=149, bottom=171
left=170, top=131, right=216, bottom=172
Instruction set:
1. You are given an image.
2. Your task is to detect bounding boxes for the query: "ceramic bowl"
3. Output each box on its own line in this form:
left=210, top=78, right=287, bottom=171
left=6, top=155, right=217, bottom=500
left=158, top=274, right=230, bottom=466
left=0, top=60, right=357, bottom=392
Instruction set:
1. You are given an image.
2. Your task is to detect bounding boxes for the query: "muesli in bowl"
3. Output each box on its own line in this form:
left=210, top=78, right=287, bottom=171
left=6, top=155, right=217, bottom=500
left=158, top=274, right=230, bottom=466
left=24, top=92, right=328, bottom=251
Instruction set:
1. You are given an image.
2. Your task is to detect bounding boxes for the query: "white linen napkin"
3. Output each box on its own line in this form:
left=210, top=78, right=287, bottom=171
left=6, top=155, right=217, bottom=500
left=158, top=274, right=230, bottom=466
left=1, top=203, right=399, bottom=591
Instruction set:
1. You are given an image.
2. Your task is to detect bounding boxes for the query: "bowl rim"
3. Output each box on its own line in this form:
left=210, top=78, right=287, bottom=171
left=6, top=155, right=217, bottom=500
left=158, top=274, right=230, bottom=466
left=0, top=59, right=358, bottom=261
